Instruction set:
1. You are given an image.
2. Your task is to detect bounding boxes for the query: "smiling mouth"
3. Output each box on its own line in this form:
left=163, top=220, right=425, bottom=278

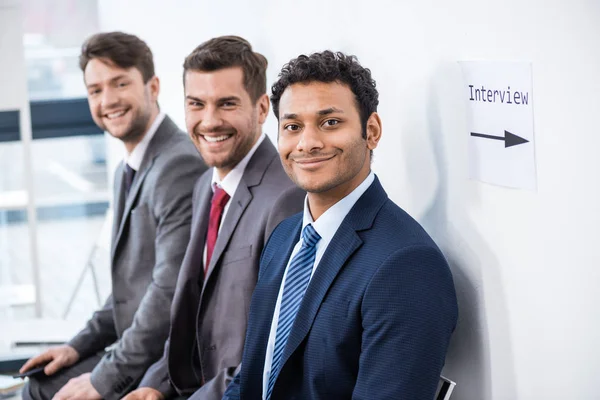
left=202, top=133, right=234, bottom=143
left=104, top=109, right=129, bottom=120
left=294, top=155, right=335, bottom=164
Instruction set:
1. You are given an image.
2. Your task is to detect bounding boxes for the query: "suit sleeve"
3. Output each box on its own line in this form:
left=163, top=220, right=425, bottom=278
left=263, top=185, right=305, bottom=243
left=68, top=165, right=125, bottom=358
left=352, top=245, right=458, bottom=400
left=136, top=339, right=176, bottom=398
left=67, top=294, right=118, bottom=358
left=195, top=186, right=304, bottom=400
left=136, top=176, right=204, bottom=398
left=90, top=152, right=206, bottom=400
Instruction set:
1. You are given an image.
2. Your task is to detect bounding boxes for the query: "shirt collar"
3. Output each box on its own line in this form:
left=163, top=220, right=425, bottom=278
left=211, top=133, right=266, bottom=196
left=124, top=112, right=166, bottom=171
left=302, top=171, right=375, bottom=243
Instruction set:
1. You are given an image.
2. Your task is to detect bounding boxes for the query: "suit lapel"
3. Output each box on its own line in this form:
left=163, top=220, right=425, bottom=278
left=169, top=175, right=212, bottom=390
left=279, top=225, right=363, bottom=368
left=187, top=177, right=213, bottom=287
left=111, top=116, right=177, bottom=264
left=111, top=163, right=126, bottom=256
left=242, top=218, right=302, bottom=397
left=202, top=184, right=251, bottom=285
left=200, top=137, right=278, bottom=293
left=111, top=156, right=155, bottom=264
left=279, top=177, right=389, bottom=370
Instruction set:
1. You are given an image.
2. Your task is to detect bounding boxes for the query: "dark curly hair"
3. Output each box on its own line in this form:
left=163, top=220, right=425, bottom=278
left=270, top=51, right=379, bottom=138
left=183, top=36, right=268, bottom=103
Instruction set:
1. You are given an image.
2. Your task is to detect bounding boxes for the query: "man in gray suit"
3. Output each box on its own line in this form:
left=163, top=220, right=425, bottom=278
left=19, top=32, right=207, bottom=400
left=123, top=36, right=304, bottom=400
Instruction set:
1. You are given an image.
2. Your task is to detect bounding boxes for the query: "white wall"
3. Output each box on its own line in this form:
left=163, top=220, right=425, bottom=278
left=0, top=0, right=28, bottom=110
left=98, top=1, right=600, bottom=398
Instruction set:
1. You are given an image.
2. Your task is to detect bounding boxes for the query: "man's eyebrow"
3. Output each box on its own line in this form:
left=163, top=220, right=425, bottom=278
left=281, top=107, right=344, bottom=120
left=185, top=95, right=203, bottom=102
left=86, top=74, right=128, bottom=89
left=219, top=96, right=241, bottom=103
left=317, top=107, right=344, bottom=116
left=109, top=74, right=128, bottom=83
left=281, top=113, right=298, bottom=120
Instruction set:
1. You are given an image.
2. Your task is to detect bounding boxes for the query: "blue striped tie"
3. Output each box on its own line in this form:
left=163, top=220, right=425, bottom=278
left=266, top=224, right=321, bottom=399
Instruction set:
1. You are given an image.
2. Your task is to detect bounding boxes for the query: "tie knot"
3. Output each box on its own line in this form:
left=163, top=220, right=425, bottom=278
left=124, top=163, right=135, bottom=178
left=301, top=224, right=321, bottom=248
left=212, top=185, right=230, bottom=208
left=123, top=163, right=136, bottom=194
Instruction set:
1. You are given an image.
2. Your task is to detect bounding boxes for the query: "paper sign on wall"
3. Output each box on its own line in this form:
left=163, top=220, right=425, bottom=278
left=459, top=61, right=537, bottom=190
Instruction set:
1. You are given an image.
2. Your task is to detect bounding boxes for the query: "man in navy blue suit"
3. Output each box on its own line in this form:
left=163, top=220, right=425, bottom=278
left=224, top=51, right=458, bottom=400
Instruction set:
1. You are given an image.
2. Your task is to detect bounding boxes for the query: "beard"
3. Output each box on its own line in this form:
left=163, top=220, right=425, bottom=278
left=98, top=90, right=153, bottom=145
left=193, top=113, right=260, bottom=170
left=283, top=135, right=369, bottom=194
left=119, top=107, right=151, bottom=144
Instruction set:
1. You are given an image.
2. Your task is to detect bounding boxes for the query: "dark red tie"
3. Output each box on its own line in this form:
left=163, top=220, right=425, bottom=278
left=205, top=185, right=230, bottom=275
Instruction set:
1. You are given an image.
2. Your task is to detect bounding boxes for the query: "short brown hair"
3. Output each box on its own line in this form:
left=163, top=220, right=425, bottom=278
left=79, top=31, right=155, bottom=83
left=183, top=36, right=267, bottom=103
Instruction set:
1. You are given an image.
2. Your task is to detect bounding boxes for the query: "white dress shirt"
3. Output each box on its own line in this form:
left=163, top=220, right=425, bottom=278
left=262, top=171, right=375, bottom=398
left=123, top=112, right=166, bottom=171
left=202, top=133, right=266, bottom=269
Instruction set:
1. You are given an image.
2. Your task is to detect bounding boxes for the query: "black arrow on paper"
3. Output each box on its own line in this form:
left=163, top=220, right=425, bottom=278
left=470, top=130, right=529, bottom=148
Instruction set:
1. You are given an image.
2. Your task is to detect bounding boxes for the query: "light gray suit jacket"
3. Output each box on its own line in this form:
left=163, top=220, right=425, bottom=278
left=138, top=136, right=304, bottom=400
left=68, top=116, right=207, bottom=399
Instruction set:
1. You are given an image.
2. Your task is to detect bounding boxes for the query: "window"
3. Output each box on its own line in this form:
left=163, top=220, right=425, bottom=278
left=0, top=0, right=110, bottom=324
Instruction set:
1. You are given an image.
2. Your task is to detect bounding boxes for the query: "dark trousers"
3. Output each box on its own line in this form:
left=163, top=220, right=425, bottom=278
left=21, top=352, right=104, bottom=400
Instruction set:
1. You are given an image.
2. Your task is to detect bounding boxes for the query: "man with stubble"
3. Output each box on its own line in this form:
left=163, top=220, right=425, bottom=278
left=124, top=36, right=304, bottom=400
left=20, top=32, right=207, bottom=400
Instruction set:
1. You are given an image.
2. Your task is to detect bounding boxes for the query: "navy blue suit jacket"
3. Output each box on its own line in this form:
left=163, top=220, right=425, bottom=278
left=224, top=177, right=458, bottom=399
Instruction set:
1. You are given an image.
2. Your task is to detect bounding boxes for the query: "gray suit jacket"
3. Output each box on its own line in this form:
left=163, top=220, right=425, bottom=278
left=139, top=136, right=304, bottom=400
left=68, top=116, right=207, bottom=399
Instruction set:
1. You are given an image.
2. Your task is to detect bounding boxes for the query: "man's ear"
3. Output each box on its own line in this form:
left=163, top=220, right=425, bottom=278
left=257, top=94, right=270, bottom=125
left=365, top=112, right=382, bottom=150
left=148, top=75, right=160, bottom=101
